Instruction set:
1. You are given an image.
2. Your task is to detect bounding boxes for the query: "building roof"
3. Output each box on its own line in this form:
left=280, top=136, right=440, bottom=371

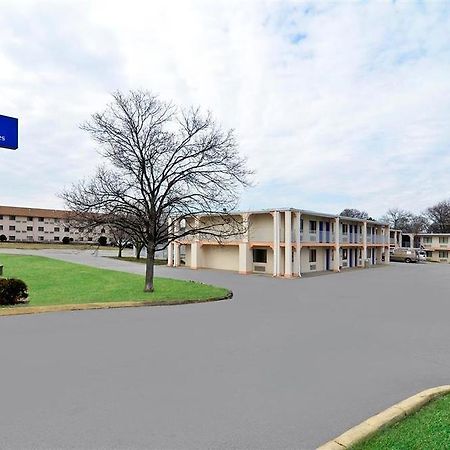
left=0, top=205, right=71, bottom=219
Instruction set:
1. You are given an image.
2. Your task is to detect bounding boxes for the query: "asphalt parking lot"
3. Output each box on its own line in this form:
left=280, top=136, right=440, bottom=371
left=1, top=250, right=449, bottom=449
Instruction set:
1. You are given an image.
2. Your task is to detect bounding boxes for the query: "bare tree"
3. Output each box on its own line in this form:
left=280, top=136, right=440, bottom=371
left=426, top=200, right=450, bottom=233
left=379, top=208, right=413, bottom=230
left=61, top=90, right=252, bottom=292
left=340, top=209, right=369, bottom=219
left=110, top=225, right=132, bottom=258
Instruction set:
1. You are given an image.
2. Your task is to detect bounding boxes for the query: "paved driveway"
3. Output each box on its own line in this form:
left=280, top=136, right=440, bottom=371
left=0, top=250, right=449, bottom=449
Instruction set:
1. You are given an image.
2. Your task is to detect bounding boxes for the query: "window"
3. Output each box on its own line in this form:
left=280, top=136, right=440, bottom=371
left=64, top=227, right=70, bottom=232
left=38, top=226, right=44, bottom=232
left=439, top=237, right=448, bottom=244
left=87, top=236, right=92, bottom=241
left=101, top=228, right=105, bottom=234
left=309, top=221, right=317, bottom=233
left=54, top=236, right=60, bottom=241
left=27, top=217, right=33, bottom=221
left=342, top=249, right=348, bottom=260
left=253, top=248, right=267, bottom=263
left=79, top=237, right=84, bottom=241
left=9, top=225, right=15, bottom=231
left=54, top=227, right=60, bottom=232
left=9, top=236, right=15, bottom=241
left=0, top=215, right=2, bottom=219
left=309, top=249, right=316, bottom=263
left=9, top=216, right=15, bottom=220
left=0, top=225, right=2, bottom=230
left=27, top=236, right=33, bottom=241
left=342, top=224, right=348, bottom=234
left=27, top=226, right=33, bottom=231
left=54, top=219, right=60, bottom=223
left=426, top=251, right=432, bottom=258
left=439, top=251, right=448, bottom=258
left=300, top=219, right=303, bottom=232
left=423, top=236, right=432, bottom=244
left=38, top=217, right=44, bottom=222
left=38, top=236, right=44, bottom=241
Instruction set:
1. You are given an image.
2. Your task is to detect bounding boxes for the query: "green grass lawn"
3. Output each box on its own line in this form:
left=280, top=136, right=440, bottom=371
left=0, top=253, right=229, bottom=306
left=351, top=394, right=450, bottom=450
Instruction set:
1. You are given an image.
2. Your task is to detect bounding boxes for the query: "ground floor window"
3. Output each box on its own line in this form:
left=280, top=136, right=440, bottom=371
left=8, top=236, right=15, bottom=241
left=342, top=249, right=348, bottom=260
left=253, top=248, right=267, bottom=263
left=309, top=249, right=316, bottom=263
left=439, top=251, right=448, bottom=258
left=426, top=251, right=432, bottom=258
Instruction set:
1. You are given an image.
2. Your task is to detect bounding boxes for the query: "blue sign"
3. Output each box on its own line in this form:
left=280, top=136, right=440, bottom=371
left=0, top=115, right=18, bottom=150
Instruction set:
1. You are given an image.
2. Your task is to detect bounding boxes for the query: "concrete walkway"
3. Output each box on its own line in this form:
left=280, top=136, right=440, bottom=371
left=0, top=249, right=449, bottom=449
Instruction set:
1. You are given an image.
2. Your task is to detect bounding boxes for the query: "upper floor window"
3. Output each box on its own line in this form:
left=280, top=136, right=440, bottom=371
left=309, top=221, right=317, bottom=233
left=54, top=227, right=60, bottom=232
left=9, top=225, right=15, bottom=231
left=38, top=217, right=44, bottom=222
left=9, top=216, right=15, bottom=220
left=38, top=227, right=44, bottom=232
left=423, top=236, right=432, bottom=244
left=101, top=228, right=105, bottom=234
left=342, top=224, right=348, bottom=234
left=64, top=227, right=70, bottom=232
left=27, top=217, right=33, bottom=221
left=439, top=237, right=448, bottom=244
left=27, top=226, right=33, bottom=231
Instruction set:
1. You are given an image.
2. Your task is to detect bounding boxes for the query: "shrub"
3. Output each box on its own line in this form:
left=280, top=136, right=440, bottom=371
left=0, top=278, right=29, bottom=305
left=98, top=236, right=107, bottom=246
left=62, top=236, right=71, bottom=244
left=0, top=235, right=7, bottom=242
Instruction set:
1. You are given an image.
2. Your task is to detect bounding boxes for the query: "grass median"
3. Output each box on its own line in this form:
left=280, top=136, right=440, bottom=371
left=351, top=393, right=450, bottom=450
left=0, top=253, right=230, bottom=311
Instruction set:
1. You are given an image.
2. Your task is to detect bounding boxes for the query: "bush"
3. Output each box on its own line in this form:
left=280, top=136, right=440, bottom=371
left=98, top=236, right=107, bottom=246
left=0, top=235, right=7, bottom=242
left=62, top=236, right=71, bottom=244
left=0, top=278, right=29, bottom=305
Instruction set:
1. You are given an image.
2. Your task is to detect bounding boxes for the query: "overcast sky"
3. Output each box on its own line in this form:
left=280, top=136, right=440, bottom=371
left=1, top=0, right=449, bottom=218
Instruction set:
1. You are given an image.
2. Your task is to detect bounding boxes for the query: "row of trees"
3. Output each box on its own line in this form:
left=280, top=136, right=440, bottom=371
left=340, top=201, right=450, bottom=233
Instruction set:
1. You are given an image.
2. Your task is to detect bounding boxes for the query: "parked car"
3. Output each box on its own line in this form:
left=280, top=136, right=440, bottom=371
left=390, top=248, right=418, bottom=263
left=417, top=250, right=427, bottom=262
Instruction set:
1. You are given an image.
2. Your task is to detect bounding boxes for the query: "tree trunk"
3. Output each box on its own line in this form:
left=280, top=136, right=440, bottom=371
left=136, top=243, right=144, bottom=259
left=144, top=242, right=155, bottom=292
left=118, top=244, right=123, bottom=258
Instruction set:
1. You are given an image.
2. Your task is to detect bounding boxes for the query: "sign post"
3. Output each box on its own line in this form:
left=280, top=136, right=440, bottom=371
left=0, top=115, right=18, bottom=150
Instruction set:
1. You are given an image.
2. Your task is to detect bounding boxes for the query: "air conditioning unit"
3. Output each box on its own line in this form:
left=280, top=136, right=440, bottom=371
left=309, top=264, right=317, bottom=271
left=342, top=261, right=348, bottom=267
left=341, top=236, right=349, bottom=243
left=253, top=264, right=266, bottom=273
left=309, top=235, right=317, bottom=241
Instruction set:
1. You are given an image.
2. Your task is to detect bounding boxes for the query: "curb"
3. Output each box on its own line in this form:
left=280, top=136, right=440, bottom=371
left=317, top=385, right=450, bottom=450
left=0, top=291, right=233, bottom=317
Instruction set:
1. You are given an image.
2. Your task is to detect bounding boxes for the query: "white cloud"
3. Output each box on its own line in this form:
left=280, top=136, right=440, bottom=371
left=0, top=0, right=449, bottom=217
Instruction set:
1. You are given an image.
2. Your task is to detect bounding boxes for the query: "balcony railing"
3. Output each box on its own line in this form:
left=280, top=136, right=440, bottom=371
left=300, top=231, right=335, bottom=244
left=340, top=233, right=363, bottom=244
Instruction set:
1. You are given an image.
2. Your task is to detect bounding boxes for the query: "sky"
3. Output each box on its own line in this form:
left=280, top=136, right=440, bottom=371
left=1, top=0, right=450, bottom=218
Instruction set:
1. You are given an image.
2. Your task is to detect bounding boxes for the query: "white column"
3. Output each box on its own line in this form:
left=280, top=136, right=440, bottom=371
left=239, top=214, right=251, bottom=275
left=173, top=220, right=180, bottom=267
left=272, top=211, right=280, bottom=276
left=190, top=217, right=200, bottom=269
left=333, top=217, right=340, bottom=272
left=191, top=242, right=199, bottom=269
left=385, top=226, right=390, bottom=264
left=284, top=210, right=292, bottom=278
left=363, top=221, right=368, bottom=263
left=296, top=212, right=302, bottom=277
left=167, top=218, right=173, bottom=267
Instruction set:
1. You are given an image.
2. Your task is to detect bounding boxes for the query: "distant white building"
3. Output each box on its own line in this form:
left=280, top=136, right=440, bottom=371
left=0, top=205, right=111, bottom=244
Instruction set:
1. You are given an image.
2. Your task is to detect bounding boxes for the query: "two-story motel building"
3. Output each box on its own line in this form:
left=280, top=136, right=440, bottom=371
left=167, top=208, right=390, bottom=277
